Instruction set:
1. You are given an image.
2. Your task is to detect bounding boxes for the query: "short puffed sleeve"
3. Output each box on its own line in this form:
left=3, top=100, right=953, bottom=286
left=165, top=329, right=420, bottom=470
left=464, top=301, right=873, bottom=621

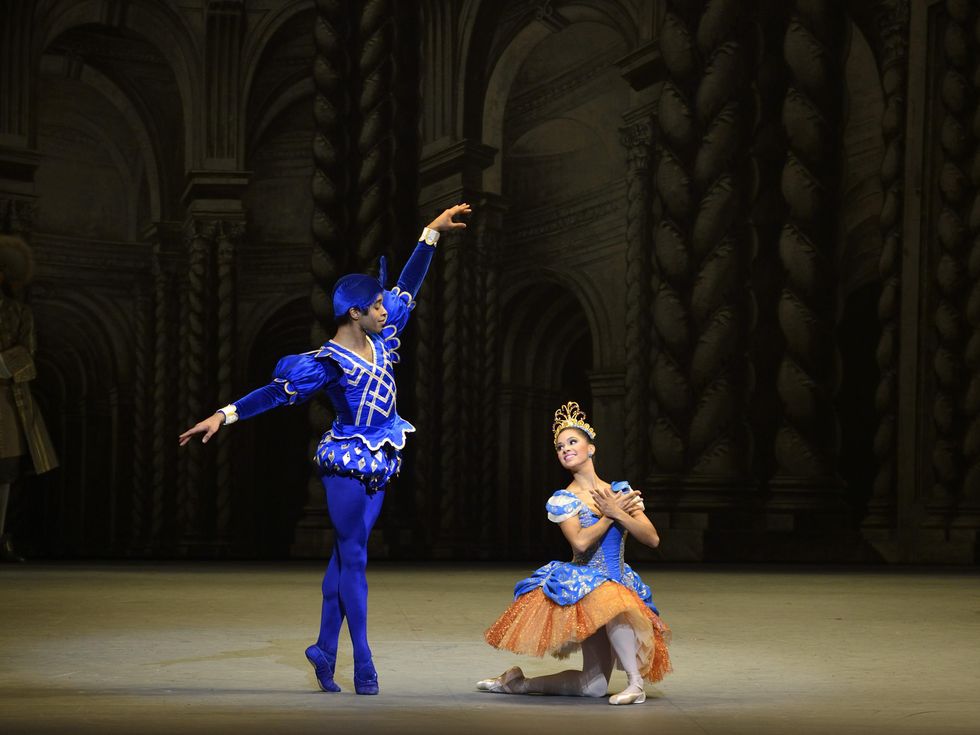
left=545, top=491, right=584, bottom=523
left=272, top=354, right=332, bottom=405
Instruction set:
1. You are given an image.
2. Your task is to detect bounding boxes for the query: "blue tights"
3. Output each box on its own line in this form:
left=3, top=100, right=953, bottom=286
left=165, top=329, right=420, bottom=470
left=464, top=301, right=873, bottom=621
left=314, top=475, right=385, bottom=666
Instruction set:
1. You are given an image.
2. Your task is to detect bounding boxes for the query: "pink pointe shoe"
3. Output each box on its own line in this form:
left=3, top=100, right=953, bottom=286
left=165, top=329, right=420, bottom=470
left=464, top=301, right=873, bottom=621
left=608, top=683, right=646, bottom=705
left=476, top=666, right=525, bottom=694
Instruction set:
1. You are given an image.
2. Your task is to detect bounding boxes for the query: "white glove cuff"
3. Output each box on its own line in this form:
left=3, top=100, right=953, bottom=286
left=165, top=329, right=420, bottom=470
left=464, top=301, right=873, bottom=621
left=217, top=404, right=238, bottom=425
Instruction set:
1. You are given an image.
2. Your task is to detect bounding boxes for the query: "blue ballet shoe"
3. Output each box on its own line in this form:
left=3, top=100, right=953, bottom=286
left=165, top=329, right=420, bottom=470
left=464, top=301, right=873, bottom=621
left=353, top=661, right=379, bottom=695
left=305, top=645, right=341, bottom=692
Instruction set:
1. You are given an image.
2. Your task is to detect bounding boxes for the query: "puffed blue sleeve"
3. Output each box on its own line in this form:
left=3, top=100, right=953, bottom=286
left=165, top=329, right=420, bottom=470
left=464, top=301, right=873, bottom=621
left=232, top=353, right=334, bottom=421
left=546, top=491, right=584, bottom=523
left=382, top=241, right=437, bottom=335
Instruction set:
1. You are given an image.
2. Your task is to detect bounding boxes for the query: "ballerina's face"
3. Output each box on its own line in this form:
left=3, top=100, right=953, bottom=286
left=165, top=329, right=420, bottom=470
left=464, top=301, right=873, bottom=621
left=555, top=428, right=594, bottom=470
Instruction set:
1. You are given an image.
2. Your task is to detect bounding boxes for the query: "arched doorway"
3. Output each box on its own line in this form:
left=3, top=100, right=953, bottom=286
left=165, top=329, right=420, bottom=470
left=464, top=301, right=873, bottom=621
left=236, top=296, right=312, bottom=558
left=498, top=280, right=593, bottom=559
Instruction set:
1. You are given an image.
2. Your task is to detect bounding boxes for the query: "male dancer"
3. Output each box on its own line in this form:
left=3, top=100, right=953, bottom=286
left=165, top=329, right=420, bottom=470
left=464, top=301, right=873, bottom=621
left=180, top=203, right=471, bottom=694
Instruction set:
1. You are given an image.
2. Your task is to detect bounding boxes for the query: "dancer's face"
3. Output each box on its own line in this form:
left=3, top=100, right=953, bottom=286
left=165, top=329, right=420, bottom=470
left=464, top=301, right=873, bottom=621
left=555, top=428, right=594, bottom=470
left=354, top=294, right=387, bottom=334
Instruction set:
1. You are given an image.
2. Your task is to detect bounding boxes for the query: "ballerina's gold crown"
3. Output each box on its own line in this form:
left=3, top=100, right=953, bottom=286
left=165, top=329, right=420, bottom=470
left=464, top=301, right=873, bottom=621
left=552, top=401, right=596, bottom=443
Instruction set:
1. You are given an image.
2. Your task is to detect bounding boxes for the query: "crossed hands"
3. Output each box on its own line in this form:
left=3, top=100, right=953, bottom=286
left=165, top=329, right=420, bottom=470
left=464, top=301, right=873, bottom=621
left=590, top=486, right=645, bottom=521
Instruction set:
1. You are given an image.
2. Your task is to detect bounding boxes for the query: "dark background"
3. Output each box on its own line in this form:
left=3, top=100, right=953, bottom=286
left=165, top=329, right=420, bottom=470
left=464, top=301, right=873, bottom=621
left=0, top=0, right=972, bottom=564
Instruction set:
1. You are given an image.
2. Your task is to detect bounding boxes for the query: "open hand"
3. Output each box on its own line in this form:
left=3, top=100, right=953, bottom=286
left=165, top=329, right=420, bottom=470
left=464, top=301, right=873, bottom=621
left=427, top=203, right=471, bottom=232
left=178, top=413, right=224, bottom=446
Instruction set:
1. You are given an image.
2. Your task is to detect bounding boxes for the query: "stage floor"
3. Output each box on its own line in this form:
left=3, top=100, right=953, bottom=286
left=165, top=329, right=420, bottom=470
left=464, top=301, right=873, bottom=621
left=0, top=562, right=977, bottom=734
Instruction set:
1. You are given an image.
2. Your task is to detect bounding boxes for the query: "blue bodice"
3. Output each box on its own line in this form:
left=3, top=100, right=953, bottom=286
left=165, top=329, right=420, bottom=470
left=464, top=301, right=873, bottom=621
left=228, top=242, right=435, bottom=488
left=513, top=484, right=659, bottom=614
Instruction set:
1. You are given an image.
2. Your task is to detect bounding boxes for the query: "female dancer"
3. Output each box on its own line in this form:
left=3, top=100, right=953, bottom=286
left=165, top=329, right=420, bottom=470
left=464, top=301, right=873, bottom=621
left=479, top=402, right=671, bottom=705
left=179, top=203, right=471, bottom=695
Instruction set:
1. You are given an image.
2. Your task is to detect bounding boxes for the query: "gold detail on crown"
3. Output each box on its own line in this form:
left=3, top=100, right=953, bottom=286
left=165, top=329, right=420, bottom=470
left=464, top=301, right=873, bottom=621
left=552, top=401, right=596, bottom=443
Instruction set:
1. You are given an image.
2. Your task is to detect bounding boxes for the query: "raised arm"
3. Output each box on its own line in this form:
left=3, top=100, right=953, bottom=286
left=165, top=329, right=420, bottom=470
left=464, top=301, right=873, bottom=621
left=383, top=203, right=472, bottom=334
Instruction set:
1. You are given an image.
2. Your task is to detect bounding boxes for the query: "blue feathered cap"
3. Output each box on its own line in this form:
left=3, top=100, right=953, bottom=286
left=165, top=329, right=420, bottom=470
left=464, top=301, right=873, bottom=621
left=331, top=256, right=388, bottom=320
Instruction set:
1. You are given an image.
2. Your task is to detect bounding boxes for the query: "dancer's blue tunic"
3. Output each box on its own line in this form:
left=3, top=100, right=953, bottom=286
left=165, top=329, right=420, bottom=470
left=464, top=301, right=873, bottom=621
left=231, top=241, right=434, bottom=489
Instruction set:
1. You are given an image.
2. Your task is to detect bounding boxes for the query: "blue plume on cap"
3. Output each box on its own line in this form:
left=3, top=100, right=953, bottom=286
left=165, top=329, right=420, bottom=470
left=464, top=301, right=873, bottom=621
left=378, top=255, right=388, bottom=289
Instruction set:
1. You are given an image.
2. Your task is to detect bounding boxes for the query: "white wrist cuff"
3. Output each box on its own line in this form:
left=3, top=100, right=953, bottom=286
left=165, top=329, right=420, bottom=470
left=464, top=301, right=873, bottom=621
left=420, top=227, right=440, bottom=246
left=217, top=404, right=238, bottom=425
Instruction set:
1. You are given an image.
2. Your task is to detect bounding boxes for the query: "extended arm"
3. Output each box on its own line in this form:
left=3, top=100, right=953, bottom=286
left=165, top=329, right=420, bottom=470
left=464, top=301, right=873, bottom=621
left=179, top=354, right=333, bottom=445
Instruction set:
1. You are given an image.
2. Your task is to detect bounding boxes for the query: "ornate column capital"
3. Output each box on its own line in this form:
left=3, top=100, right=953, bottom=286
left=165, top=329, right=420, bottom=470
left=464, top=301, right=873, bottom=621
left=0, top=197, right=36, bottom=237
left=619, top=117, right=655, bottom=172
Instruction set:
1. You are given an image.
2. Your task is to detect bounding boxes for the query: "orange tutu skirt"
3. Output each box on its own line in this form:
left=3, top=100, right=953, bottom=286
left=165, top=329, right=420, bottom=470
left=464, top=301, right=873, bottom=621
left=484, top=581, right=672, bottom=683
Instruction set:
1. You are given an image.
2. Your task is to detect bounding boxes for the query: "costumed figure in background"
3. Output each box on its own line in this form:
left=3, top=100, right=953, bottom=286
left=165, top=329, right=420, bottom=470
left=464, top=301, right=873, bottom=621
left=479, top=402, right=671, bottom=705
left=180, top=204, right=471, bottom=695
left=0, top=234, right=59, bottom=562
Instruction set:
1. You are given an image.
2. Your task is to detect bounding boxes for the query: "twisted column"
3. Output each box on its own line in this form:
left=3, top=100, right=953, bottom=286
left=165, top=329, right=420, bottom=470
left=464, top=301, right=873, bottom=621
left=651, top=4, right=700, bottom=475
left=773, top=0, right=845, bottom=491
left=749, top=0, right=790, bottom=491
left=131, top=285, right=150, bottom=547
left=867, top=12, right=909, bottom=526
left=620, top=121, right=653, bottom=482
left=175, top=281, right=190, bottom=548
left=150, top=242, right=172, bottom=546
left=964, top=7, right=980, bottom=508
left=298, top=0, right=354, bottom=550
left=179, top=219, right=215, bottom=543
left=214, top=222, right=241, bottom=544
left=412, top=284, right=437, bottom=545
left=312, top=0, right=352, bottom=340
left=438, top=235, right=462, bottom=540
left=354, top=0, right=395, bottom=267
left=651, top=0, right=756, bottom=485
left=929, top=1, right=973, bottom=509
left=476, top=204, right=503, bottom=547
left=687, top=0, right=756, bottom=478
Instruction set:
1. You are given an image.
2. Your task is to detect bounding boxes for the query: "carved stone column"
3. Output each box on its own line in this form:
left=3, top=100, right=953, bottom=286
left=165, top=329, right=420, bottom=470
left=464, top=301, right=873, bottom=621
left=214, top=221, right=242, bottom=549
left=865, top=3, right=910, bottom=536
left=130, top=279, right=152, bottom=550
left=144, top=223, right=181, bottom=554
left=769, top=0, right=846, bottom=515
left=650, top=1, right=758, bottom=508
left=618, top=116, right=653, bottom=483
left=416, top=139, right=496, bottom=557
left=474, top=194, right=507, bottom=555
left=178, top=217, right=217, bottom=551
left=178, top=172, right=248, bottom=555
